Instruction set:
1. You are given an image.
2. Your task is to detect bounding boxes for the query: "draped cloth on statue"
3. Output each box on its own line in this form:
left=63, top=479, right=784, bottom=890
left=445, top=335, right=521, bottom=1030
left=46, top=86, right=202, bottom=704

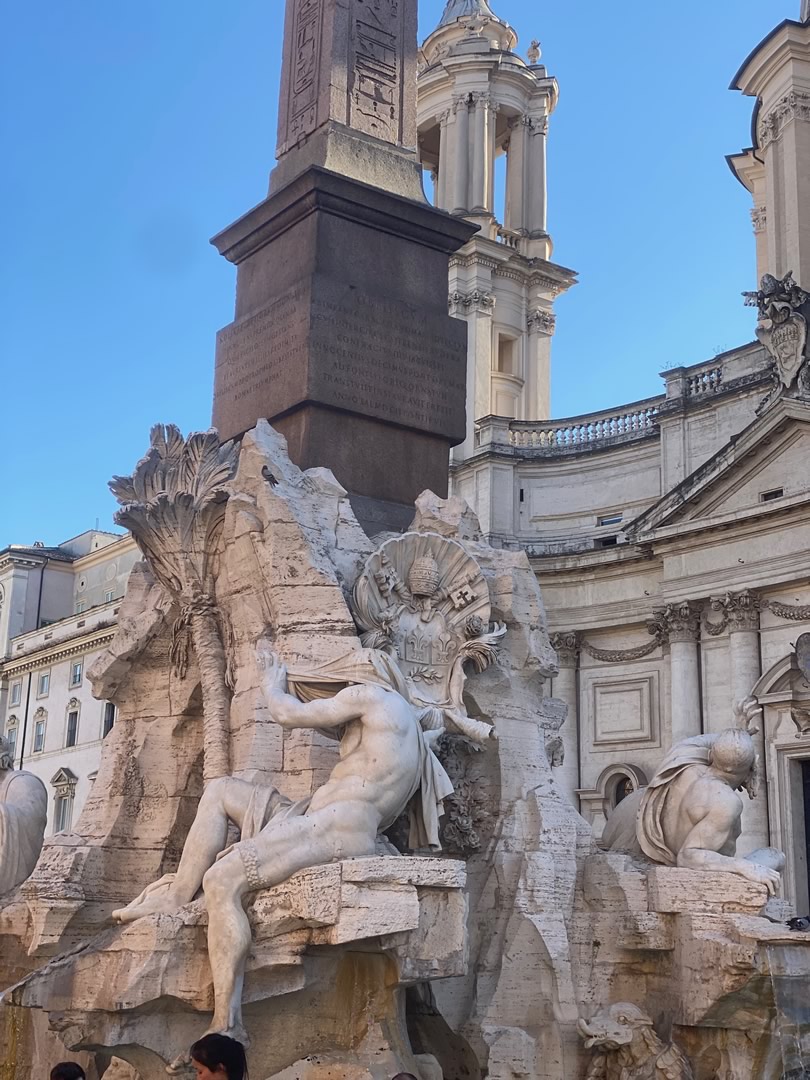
left=286, top=649, right=454, bottom=850
left=0, top=769, right=48, bottom=896
left=636, top=736, right=715, bottom=866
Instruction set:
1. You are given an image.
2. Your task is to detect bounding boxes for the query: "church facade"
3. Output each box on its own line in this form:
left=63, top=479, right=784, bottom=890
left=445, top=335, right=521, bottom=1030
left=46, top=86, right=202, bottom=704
left=419, top=3, right=810, bottom=911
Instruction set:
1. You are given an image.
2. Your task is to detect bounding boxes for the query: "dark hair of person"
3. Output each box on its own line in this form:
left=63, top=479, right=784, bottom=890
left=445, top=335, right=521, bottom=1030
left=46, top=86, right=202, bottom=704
left=189, top=1033, right=249, bottom=1080
left=50, top=1066, right=86, bottom=1080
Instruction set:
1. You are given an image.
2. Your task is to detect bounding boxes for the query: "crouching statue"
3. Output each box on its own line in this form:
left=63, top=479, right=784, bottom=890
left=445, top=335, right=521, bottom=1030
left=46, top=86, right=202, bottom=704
left=602, top=698, right=784, bottom=894
left=0, top=734, right=48, bottom=899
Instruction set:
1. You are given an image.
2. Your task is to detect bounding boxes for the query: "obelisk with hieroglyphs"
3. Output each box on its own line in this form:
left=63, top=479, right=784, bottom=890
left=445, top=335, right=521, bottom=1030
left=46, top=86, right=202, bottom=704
left=211, top=0, right=476, bottom=530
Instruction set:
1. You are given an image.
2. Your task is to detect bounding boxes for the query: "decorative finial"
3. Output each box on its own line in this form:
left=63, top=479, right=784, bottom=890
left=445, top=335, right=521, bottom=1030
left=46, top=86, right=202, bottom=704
left=527, top=39, right=541, bottom=63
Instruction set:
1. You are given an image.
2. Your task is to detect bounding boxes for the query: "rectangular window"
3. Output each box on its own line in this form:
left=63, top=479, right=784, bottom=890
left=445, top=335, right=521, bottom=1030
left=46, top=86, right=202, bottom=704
left=75, top=600, right=86, bottom=614
left=33, top=719, right=46, bottom=754
left=70, top=661, right=83, bottom=687
left=66, top=711, right=79, bottom=748
left=104, top=590, right=115, bottom=603
left=37, top=671, right=50, bottom=697
left=597, top=513, right=623, bottom=527
left=9, top=681, right=21, bottom=707
left=54, top=794, right=72, bottom=833
left=6, top=726, right=17, bottom=761
left=597, top=535, right=619, bottom=548
left=102, top=701, right=116, bottom=738
left=760, top=488, right=784, bottom=503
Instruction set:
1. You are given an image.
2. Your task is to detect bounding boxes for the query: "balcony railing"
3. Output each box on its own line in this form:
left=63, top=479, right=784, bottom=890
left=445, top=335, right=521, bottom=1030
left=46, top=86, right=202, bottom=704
left=503, top=401, right=661, bottom=451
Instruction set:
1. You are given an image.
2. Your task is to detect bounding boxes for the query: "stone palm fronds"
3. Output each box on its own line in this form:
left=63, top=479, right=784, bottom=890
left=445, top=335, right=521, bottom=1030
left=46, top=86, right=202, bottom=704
left=109, top=424, right=238, bottom=781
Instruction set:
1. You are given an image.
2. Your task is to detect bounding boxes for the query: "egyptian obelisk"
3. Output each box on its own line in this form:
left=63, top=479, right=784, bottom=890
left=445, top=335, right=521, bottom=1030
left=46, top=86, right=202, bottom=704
left=211, top=0, right=476, bottom=530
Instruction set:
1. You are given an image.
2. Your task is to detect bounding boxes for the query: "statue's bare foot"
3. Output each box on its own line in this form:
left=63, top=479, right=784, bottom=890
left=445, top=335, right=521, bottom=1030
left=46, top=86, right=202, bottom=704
left=165, top=1051, right=191, bottom=1075
left=112, top=891, right=179, bottom=923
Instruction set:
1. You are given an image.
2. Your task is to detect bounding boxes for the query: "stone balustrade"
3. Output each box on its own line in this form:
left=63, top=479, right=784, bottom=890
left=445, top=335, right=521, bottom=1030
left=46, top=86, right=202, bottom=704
left=474, top=399, right=661, bottom=453
left=685, top=365, right=723, bottom=396
left=495, top=225, right=523, bottom=251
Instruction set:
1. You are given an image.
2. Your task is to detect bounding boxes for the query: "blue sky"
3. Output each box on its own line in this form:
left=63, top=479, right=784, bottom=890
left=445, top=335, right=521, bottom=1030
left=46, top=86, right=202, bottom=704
left=1, top=1, right=788, bottom=545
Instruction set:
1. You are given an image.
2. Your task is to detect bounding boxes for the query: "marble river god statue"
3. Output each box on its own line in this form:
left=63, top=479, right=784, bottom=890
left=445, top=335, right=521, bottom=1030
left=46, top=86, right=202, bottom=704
left=602, top=698, right=784, bottom=894
left=113, top=642, right=460, bottom=1063
left=0, top=734, right=48, bottom=899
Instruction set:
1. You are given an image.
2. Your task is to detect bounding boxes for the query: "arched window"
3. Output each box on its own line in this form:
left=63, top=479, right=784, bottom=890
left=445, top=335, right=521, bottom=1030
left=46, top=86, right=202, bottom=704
left=51, top=768, right=78, bottom=833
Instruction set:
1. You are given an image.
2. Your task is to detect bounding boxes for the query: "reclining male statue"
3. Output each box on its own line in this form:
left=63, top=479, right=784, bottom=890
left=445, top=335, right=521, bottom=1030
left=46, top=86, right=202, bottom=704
left=113, top=643, right=457, bottom=1062
left=602, top=699, right=784, bottom=895
left=0, top=734, right=48, bottom=898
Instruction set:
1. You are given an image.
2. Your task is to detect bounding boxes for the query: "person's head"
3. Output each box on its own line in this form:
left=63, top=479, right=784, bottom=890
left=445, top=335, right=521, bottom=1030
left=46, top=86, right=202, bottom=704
left=189, top=1034, right=248, bottom=1080
left=709, top=728, right=756, bottom=787
left=0, top=735, right=13, bottom=771
left=50, top=1065, right=86, bottom=1080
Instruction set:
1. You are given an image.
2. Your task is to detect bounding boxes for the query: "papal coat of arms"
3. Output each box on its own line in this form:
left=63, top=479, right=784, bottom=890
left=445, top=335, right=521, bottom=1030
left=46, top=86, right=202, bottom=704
left=352, top=532, right=505, bottom=743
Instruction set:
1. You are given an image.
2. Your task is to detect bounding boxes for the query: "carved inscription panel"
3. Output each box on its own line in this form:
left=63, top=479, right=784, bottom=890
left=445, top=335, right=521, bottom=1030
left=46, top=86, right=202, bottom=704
left=213, top=288, right=309, bottom=437
left=212, top=284, right=466, bottom=442
left=310, top=290, right=466, bottom=436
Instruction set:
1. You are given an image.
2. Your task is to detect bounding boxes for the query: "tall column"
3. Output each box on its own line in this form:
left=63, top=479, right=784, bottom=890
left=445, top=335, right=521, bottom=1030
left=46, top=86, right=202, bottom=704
left=486, top=99, right=498, bottom=215
left=449, top=288, right=495, bottom=460
left=550, top=632, right=580, bottom=807
left=653, top=602, right=702, bottom=748
left=712, top=590, right=768, bottom=852
left=451, top=94, right=470, bottom=214
left=505, top=116, right=529, bottom=233
left=436, top=109, right=451, bottom=210
left=526, top=113, right=548, bottom=235
left=471, top=92, right=491, bottom=212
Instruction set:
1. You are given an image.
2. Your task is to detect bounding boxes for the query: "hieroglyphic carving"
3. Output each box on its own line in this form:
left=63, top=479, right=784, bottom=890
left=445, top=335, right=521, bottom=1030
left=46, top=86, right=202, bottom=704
left=350, top=0, right=401, bottom=141
left=288, top=0, right=323, bottom=142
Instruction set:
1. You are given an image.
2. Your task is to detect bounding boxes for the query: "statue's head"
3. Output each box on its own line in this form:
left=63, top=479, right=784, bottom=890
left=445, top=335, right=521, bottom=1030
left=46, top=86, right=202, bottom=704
left=0, top=735, right=13, bottom=771
left=709, top=728, right=756, bottom=784
left=408, top=555, right=441, bottom=598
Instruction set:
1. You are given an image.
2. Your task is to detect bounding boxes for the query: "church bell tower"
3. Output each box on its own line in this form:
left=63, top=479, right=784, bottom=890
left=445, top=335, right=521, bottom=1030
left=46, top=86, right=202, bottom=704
left=417, top=0, right=577, bottom=459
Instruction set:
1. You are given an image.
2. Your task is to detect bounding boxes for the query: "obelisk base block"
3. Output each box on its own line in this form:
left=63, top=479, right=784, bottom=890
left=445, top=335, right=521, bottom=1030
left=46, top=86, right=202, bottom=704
left=211, top=167, right=477, bottom=510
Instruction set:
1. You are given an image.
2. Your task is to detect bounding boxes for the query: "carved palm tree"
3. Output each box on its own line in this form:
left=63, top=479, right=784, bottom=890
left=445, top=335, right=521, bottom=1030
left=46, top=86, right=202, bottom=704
left=110, top=424, right=238, bottom=781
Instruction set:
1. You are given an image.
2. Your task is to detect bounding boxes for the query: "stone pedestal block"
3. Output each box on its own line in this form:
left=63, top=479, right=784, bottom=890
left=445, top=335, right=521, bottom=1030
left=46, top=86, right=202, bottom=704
left=211, top=167, right=476, bottom=509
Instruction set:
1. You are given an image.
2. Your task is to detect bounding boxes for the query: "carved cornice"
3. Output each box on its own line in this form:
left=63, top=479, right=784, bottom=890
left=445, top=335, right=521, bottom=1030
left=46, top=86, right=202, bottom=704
left=449, top=253, right=501, bottom=271
left=527, top=308, right=556, bottom=334
left=529, top=272, right=565, bottom=297
left=758, top=90, right=810, bottom=148
left=649, top=601, right=701, bottom=644
left=448, top=289, right=495, bottom=314
left=1, top=627, right=117, bottom=678
left=550, top=631, right=579, bottom=666
left=751, top=206, right=767, bottom=234
left=707, top=590, right=762, bottom=634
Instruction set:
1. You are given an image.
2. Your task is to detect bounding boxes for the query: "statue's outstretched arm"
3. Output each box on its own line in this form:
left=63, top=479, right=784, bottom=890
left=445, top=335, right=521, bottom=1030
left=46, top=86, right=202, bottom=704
left=257, top=642, right=366, bottom=731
